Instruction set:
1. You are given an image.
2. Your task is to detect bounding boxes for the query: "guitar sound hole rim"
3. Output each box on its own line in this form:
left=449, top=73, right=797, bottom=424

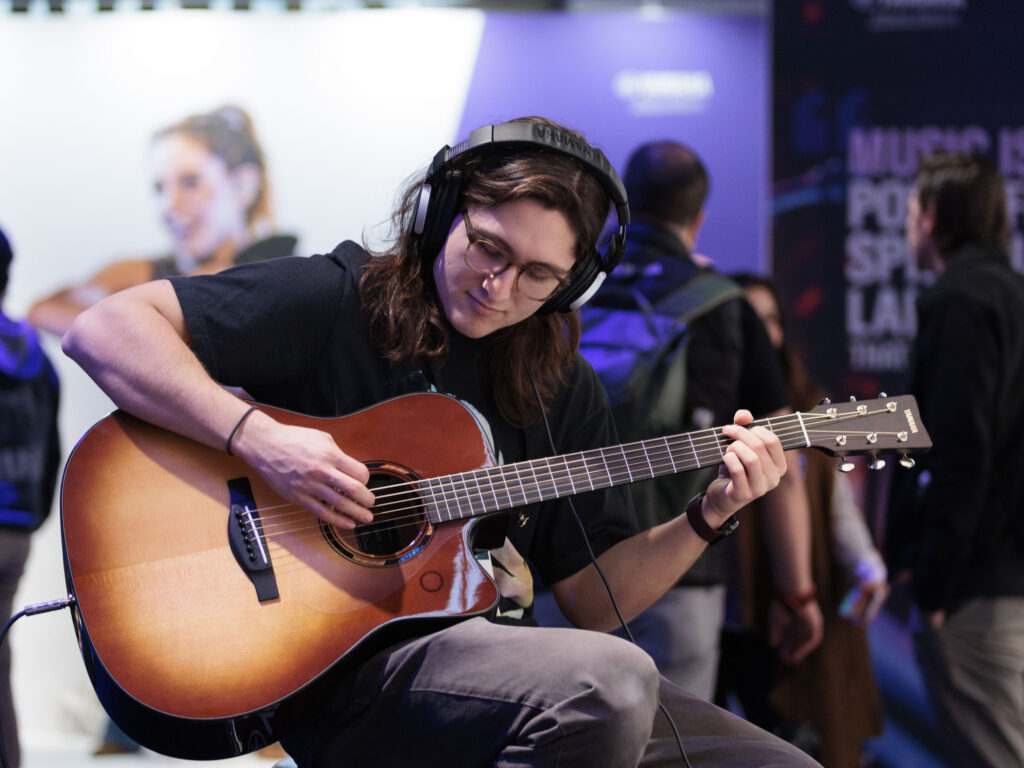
left=320, top=461, right=433, bottom=568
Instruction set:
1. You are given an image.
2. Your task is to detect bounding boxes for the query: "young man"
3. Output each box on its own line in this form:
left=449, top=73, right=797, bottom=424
left=887, top=151, right=1024, bottom=767
left=63, top=118, right=819, bottom=767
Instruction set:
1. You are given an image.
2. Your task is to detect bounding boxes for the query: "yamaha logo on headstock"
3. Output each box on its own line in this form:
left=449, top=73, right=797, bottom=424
left=904, top=409, right=919, bottom=434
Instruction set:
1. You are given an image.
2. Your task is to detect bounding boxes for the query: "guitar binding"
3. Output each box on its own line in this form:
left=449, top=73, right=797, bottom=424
left=321, top=460, right=434, bottom=567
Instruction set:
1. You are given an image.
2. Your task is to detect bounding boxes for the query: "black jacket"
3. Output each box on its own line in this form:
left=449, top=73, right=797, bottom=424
left=887, top=244, right=1024, bottom=612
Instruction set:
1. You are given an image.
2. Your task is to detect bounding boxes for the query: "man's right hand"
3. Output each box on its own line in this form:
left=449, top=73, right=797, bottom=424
left=232, top=410, right=375, bottom=529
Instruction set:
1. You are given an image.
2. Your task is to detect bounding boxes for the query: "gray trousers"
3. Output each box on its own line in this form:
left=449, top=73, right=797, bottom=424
left=0, top=530, right=30, bottom=768
left=618, top=585, right=726, bottom=702
left=283, top=616, right=820, bottom=767
left=913, top=597, right=1024, bottom=768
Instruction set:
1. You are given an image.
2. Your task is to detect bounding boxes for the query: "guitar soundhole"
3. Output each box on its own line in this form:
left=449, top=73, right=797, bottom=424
left=321, top=462, right=432, bottom=567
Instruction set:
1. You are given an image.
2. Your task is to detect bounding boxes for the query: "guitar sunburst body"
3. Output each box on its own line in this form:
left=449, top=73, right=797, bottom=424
left=62, top=393, right=500, bottom=758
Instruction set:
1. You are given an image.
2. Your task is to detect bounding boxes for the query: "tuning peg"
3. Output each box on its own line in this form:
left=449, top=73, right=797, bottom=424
left=838, top=461, right=856, bottom=473
left=818, top=397, right=832, bottom=406
left=899, top=454, right=916, bottom=469
left=869, top=456, right=886, bottom=471
left=878, top=392, right=888, bottom=399
left=849, top=395, right=858, bottom=402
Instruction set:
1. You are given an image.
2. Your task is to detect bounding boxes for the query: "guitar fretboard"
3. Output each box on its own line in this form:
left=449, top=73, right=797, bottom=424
left=416, top=412, right=812, bottom=524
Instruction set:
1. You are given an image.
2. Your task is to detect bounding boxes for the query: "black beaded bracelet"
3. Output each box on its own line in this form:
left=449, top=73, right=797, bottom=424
left=225, top=405, right=259, bottom=456
left=685, top=492, right=739, bottom=545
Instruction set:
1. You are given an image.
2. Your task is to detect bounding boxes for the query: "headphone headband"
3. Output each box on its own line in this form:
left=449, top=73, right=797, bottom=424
left=414, top=120, right=630, bottom=314
left=426, top=122, right=631, bottom=228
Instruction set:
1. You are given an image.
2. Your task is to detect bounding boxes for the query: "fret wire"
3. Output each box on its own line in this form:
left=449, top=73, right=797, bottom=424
left=794, top=411, right=811, bottom=447
left=640, top=443, right=655, bottom=480
left=458, top=473, right=477, bottom=520
left=527, top=459, right=546, bottom=503
left=428, top=477, right=447, bottom=522
left=423, top=481, right=444, bottom=524
left=662, top=436, right=678, bottom=473
left=486, top=467, right=503, bottom=513
left=498, top=465, right=516, bottom=509
left=510, top=462, right=530, bottom=505
left=423, top=477, right=446, bottom=523
left=527, top=459, right=546, bottom=500
left=619, top=444, right=634, bottom=482
left=581, top=450, right=598, bottom=490
left=599, top=448, right=615, bottom=488
left=543, top=457, right=559, bottom=500
left=562, top=455, right=577, bottom=494
left=687, top=432, right=700, bottom=467
left=447, top=473, right=467, bottom=520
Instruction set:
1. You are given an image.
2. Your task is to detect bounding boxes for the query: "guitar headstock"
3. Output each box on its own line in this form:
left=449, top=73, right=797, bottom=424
left=801, top=394, right=931, bottom=469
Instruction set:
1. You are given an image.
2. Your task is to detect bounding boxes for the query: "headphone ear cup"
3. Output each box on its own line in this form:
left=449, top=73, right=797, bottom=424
left=539, top=248, right=603, bottom=315
left=419, top=169, right=464, bottom=265
left=540, top=228, right=626, bottom=314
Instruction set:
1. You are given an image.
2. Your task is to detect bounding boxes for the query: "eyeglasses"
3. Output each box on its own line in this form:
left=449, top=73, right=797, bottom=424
left=462, top=209, right=571, bottom=301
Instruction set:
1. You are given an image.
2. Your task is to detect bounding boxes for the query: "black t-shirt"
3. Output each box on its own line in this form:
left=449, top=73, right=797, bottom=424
left=172, top=242, right=637, bottom=592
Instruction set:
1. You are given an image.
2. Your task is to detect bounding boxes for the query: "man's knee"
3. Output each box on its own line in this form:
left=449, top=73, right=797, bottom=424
left=576, top=636, right=660, bottom=748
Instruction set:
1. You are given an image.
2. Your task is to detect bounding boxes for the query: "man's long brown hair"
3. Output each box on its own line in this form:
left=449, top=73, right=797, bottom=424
left=360, top=117, right=612, bottom=427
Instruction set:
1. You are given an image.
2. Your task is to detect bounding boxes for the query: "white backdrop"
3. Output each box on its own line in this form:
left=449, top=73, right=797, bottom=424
left=0, top=8, right=485, bottom=745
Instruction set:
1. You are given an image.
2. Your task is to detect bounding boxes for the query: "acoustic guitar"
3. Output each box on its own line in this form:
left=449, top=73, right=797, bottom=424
left=60, top=391, right=930, bottom=758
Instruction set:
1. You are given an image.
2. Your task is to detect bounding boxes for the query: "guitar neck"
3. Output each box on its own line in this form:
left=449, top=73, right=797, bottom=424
left=416, top=413, right=811, bottom=525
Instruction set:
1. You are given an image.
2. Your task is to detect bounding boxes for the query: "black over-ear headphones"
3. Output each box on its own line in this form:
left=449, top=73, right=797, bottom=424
left=413, top=121, right=630, bottom=314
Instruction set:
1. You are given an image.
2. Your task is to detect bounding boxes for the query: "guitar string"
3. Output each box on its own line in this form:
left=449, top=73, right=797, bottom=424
left=250, top=411, right=907, bottom=539
left=252, top=408, right=882, bottom=532
left=245, top=408, right=910, bottom=549
left=256, top=420, right=914, bottom=575
left=262, top=409, right=899, bottom=520
left=251, top=417, right=827, bottom=535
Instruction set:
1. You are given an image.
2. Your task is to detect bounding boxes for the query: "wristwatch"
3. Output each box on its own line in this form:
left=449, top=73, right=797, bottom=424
left=685, top=492, right=739, bottom=545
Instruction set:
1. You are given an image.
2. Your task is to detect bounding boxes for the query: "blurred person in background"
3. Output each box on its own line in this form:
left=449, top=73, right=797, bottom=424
left=887, top=151, right=1024, bottom=768
left=29, top=104, right=297, bottom=337
left=566, top=140, right=822, bottom=701
left=0, top=224, right=61, bottom=768
left=719, top=272, right=886, bottom=767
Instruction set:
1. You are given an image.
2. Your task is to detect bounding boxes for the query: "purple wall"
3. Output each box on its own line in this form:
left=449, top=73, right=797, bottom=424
left=457, top=10, right=768, bottom=275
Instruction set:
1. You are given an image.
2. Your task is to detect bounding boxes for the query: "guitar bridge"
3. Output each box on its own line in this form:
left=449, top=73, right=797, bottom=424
left=226, top=477, right=279, bottom=603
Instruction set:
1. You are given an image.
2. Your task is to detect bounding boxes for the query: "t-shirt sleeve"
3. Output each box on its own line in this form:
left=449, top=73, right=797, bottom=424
left=171, top=246, right=361, bottom=393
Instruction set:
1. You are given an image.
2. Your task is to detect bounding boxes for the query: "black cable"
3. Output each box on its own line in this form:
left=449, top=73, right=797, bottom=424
left=0, top=596, right=76, bottom=768
left=529, top=376, right=693, bottom=768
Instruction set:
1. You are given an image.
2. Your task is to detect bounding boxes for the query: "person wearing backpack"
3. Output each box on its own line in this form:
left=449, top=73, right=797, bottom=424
left=582, top=141, right=823, bottom=700
left=0, top=224, right=61, bottom=768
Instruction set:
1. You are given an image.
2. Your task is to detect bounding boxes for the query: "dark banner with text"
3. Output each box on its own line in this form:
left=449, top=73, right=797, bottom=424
left=772, top=0, right=1024, bottom=400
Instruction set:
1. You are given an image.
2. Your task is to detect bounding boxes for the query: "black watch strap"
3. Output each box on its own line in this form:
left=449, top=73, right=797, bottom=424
left=685, top=493, right=739, bottom=545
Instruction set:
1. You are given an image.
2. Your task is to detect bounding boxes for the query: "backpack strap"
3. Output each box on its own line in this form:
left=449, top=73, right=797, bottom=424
left=652, top=270, right=744, bottom=324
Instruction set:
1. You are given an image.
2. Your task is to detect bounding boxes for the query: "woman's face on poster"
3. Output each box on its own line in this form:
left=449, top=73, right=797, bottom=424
left=151, top=132, right=252, bottom=262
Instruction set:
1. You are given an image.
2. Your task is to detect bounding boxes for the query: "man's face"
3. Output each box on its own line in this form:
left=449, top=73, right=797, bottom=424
left=432, top=199, right=577, bottom=338
left=151, top=133, right=252, bottom=264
